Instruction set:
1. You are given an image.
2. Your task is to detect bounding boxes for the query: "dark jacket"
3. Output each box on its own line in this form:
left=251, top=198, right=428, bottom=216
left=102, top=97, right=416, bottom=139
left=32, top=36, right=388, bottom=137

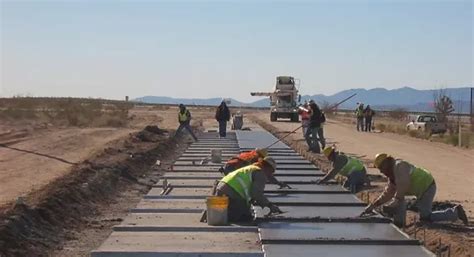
left=215, top=103, right=230, bottom=121
left=308, top=103, right=324, bottom=128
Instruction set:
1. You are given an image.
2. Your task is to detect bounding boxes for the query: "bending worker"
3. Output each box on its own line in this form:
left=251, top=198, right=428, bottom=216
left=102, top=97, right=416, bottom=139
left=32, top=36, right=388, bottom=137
left=219, top=148, right=291, bottom=189
left=317, top=146, right=369, bottom=193
left=362, top=153, right=468, bottom=227
left=175, top=104, right=197, bottom=141
left=215, top=157, right=283, bottom=221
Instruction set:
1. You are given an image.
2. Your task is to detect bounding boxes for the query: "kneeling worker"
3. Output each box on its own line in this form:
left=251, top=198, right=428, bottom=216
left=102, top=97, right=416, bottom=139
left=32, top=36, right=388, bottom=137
left=215, top=157, right=283, bottom=222
left=220, top=148, right=268, bottom=175
left=317, top=146, right=369, bottom=193
left=362, top=153, right=468, bottom=227
left=220, top=148, right=291, bottom=189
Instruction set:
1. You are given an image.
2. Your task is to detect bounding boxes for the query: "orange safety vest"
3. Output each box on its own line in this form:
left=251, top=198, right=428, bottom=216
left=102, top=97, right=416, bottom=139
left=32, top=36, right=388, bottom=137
left=226, top=150, right=260, bottom=170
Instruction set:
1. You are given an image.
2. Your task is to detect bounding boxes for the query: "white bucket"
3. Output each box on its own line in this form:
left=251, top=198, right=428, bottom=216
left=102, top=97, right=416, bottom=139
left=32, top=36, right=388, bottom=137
left=206, top=196, right=229, bottom=226
left=211, top=149, right=222, bottom=163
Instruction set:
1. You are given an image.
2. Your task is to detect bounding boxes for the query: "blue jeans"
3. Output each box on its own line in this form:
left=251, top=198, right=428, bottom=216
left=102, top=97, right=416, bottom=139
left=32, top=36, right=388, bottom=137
left=176, top=122, right=197, bottom=140
left=305, top=126, right=325, bottom=153
left=343, top=169, right=367, bottom=193
left=218, top=120, right=227, bottom=137
left=392, top=183, right=458, bottom=227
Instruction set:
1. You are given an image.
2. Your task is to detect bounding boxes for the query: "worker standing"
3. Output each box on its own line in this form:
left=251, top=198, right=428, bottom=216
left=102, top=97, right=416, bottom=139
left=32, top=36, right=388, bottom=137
left=215, top=101, right=230, bottom=137
left=362, top=153, right=468, bottom=227
left=355, top=103, right=365, bottom=131
left=215, top=157, right=283, bottom=221
left=175, top=104, right=198, bottom=141
left=364, top=105, right=375, bottom=132
left=305, top=101, right=326, bottom=153
left=298, top=101, right=311, bottom=136
left=317, top=146, right=369, bottom=193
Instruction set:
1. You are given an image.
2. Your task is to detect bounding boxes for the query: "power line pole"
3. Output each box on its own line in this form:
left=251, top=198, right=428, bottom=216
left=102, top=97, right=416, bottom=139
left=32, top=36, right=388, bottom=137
left=471, top=87, right=473, bottom=131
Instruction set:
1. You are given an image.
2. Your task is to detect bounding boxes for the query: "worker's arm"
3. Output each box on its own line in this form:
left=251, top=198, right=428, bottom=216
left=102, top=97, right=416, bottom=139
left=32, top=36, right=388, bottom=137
left=319, top=155, right=346, bottom=183
left=251, top=171, right=271, bottom=207
left=385, top=162, right=411, bottom=208
left=373, top=182, right=397, bottom=207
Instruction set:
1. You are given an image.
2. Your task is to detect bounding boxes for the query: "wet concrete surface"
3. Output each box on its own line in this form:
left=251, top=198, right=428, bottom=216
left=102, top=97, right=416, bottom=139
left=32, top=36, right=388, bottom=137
left=266, top=193, right=362, bottom=205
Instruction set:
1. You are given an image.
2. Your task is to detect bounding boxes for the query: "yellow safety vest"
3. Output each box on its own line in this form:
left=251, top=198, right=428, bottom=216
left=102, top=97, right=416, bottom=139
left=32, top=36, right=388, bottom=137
left=407, top=166, right=434, bottom=198
left=338, top=156, right=365, bottom=176
left=221, top=165, right=259, bottom=206
left=178, top=110, right=189, bottom=122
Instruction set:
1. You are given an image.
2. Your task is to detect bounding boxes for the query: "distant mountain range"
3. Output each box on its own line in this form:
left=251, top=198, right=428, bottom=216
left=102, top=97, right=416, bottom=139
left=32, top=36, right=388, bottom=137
left=135, top=87, right=472, bottom=113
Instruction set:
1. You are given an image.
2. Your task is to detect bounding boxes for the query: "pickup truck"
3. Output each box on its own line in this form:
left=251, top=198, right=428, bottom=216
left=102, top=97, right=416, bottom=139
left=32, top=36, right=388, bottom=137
left=406, top=115, right=447, bottom=135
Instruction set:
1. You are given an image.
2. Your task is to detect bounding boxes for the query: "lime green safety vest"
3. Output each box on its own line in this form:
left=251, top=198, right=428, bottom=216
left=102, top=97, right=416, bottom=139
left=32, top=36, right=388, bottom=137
left=178, top=110, right=189, bottom=122
left=407, top=166, right=434, bottom=198
left=339, top=156, right=365, bottom=176
left=221, top=165, right=259, bottom=205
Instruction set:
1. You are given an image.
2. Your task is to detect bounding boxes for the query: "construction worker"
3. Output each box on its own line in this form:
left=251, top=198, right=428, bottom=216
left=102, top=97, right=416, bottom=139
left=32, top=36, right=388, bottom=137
left=362, top=153, right=468, bottom=227
left=305, top=101, right=325, bottom=153
left=298, top=101, right=311, bottom=136
left=215, top=100, right=230, bottom=137
left=175, top=104, right=197, bottom=141
left=219, top=148, right=291, bottom=188
left=364, top=105, right=375, bottom=132
left=215, top=157, right=283, bottom=221
left=355, top=103, right=365, bottom=131
left=317, top=146, right=369, bottom=193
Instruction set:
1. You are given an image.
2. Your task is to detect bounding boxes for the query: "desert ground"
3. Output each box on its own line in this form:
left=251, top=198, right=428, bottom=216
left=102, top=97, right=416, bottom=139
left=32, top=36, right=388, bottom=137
left=0, top=104, right=472, bottom=256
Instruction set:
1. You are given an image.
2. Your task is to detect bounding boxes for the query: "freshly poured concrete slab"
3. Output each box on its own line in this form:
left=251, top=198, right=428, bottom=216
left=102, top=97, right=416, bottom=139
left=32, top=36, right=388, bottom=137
left=177, top=157, right=232, bottom=161
left=273, top=160, right=312, bottom=165
left=92, top=231, right=263, bottom=257
left=114, top=213, right=257, bottom=232
left=188, top=147, right=241, bottom=151
left=132, top=199, right=205, bottom=213
left=259, top=222, right=410, bottom=241
left=271, top=176, right=322, bottom=183
left=275, top=164, right=317, bottom=170
left=162, top=172, right=221, bottom=179
left=266, top=193, right=362, bottom=205
left=274, top=169, right=324, bottom=176
left=173, top=161, right=224, bottom=166
left=254, top=206, right=369, bottom=219
left=144, top=195, right=207, bottom=200
left=171, top=166, right=221, bottom=172
left=262, top=244, right=435, bottom=257
left=264, top=184, right=347, bottom=192
left=159, top=179, right=216, bottom=187
left=185, top=150, right=240, bottom=154
left=148, top=187, right=212, bottom=196
left=236, top=131, right=290, bottom=149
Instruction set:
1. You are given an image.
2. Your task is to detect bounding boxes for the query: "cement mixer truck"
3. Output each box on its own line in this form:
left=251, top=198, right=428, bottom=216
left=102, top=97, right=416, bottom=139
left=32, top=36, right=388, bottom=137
left=251, top=76, right=301, bottom=122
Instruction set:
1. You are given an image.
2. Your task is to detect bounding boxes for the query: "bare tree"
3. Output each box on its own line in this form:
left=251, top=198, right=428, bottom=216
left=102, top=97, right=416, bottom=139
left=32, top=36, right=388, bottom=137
left=433, top=89, right=455, bottom=123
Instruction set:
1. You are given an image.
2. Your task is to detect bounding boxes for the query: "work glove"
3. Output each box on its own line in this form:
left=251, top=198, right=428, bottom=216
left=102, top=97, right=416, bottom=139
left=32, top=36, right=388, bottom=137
left=269, top=204, right=283, bottom=214
left=360, top=204, right=375, bottom=216
left=278, top=182, right=292, bottom=189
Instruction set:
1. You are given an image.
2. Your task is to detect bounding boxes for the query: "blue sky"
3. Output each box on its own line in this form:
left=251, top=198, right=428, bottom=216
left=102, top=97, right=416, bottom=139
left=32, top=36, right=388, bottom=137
left=1, top=0, right=472, bottom=102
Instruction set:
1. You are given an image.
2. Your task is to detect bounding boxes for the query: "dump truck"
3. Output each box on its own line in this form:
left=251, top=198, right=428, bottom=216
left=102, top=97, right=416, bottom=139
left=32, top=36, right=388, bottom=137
left=251, top=76, right=301, bottom=122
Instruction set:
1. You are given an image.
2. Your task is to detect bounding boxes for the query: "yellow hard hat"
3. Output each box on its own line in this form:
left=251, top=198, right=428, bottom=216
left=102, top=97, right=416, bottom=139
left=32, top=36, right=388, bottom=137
left=263, top=157, right=277, bottom=171
left=374, top=153, right=389, bottom=168
left=323, top=146, right=335, bottom=158
left=255, top=148, right=268, bottom=157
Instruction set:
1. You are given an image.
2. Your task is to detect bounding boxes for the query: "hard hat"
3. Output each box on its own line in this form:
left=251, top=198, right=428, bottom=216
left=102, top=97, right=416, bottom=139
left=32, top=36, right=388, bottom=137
left=323, top=146, right=335, bottom=158
left=263, top=157, right=277, bottom=171
left=255, top=148, right=268, bottom=157
left=374, top=153, right=389, bottom=168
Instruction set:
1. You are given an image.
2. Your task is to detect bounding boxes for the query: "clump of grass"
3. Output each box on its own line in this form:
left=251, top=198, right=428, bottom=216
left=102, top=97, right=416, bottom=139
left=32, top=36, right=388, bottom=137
left=443, top=132, right=472, bottom=148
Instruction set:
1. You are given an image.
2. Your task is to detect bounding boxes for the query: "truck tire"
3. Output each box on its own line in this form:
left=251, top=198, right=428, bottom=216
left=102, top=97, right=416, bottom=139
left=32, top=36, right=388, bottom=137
left=270, top=113, right=277, bottom=122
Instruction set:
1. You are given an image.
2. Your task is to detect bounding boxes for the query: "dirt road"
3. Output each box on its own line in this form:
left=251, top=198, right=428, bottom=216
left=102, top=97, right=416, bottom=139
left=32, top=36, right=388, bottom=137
left=252, top=112, right=474, bottom=216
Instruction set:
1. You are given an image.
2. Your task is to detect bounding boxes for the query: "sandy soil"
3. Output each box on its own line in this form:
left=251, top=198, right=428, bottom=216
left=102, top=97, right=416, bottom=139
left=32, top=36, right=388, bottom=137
left=0, top=106, right=217, bottom=209
left=252, top=111, right=474, bottom=215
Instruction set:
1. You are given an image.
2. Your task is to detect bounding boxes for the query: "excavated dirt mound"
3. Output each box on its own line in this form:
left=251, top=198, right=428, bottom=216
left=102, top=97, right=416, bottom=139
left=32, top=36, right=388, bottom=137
left=0, top=125, right=182, bottom=257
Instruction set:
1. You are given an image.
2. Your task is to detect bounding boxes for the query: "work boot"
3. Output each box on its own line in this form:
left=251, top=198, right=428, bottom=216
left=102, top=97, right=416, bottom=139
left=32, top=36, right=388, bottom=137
left=456, top=205, right=468, bottom=225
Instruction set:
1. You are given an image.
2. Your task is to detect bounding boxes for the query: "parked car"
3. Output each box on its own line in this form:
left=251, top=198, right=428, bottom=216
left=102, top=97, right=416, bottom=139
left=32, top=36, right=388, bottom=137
left=406, top=115, right=447, bottom=135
